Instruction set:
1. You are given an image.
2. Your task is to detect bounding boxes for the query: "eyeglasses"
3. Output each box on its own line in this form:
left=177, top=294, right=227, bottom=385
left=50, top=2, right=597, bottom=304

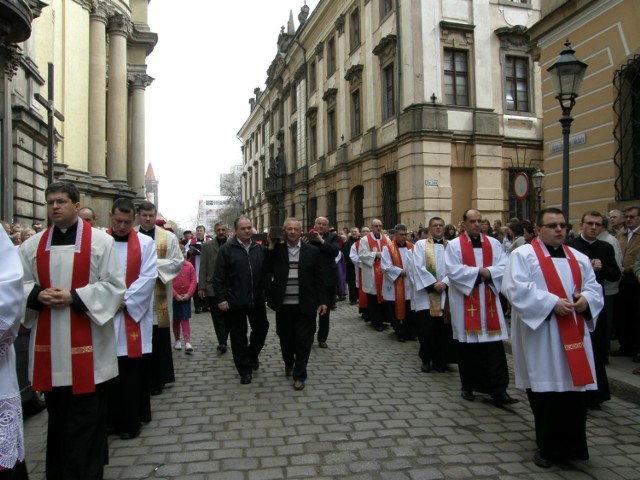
left=625, top=215, right=638, bottom=219
left=541, top=223, right=567, bottom=229
left=584, top=221, right=603, bottom=227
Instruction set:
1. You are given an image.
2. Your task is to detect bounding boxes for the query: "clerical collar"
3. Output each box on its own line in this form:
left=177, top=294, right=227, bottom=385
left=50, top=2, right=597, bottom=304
left=112, top=232, right=130, bottom=242
left=433, top=238, right=444, bottom=244
left=579, top=234, right=597, bottom=245
left=373, top=234, right=381, bottom=240
left=396, top=242, right=406, bottom=248
left=139, top=226, right=155, bottom=239
left=544, top=243, right=566, bottom=258
left=469, top=235, right=482, bottom=248
left=52, top=221, right=78, bottom=246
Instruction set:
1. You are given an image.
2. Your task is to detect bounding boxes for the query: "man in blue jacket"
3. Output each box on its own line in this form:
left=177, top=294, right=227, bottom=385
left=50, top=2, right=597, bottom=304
left=213, top=216, right=269, bottom=385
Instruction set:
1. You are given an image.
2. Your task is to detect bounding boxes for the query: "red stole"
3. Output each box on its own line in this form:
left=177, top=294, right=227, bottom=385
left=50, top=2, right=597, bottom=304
left=366, top=233, right=389, bottom=303
left=108, top=229, right=143, bottom=358
left=34, top=219, right=95, bottom=394
left=355, top=240, right=368, bottom=308
left=531, top=239, right=595, bottom=387
left=459, top=233, right=501, bottom=335
left=387, top=241, right=414, bottom=320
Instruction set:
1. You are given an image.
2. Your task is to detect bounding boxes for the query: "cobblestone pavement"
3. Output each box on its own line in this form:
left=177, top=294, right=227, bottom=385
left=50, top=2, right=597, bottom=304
left=23, top=302, right=640, bottom=479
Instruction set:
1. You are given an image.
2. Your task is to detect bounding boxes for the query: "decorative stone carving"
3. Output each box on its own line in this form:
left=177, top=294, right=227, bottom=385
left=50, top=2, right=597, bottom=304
left=344, top=64, right=364, bottom=85
left=108, top=13, right=131, bottom=37
left=322, top=88, right=338, bottom=106
left=372, top=34, right=397, bottom=63
left=439, top=21, right=475, bottom=47
left=295, top=63, right=307, bottom=81
left=315, top=41, right=324, bottom=59
left=1, top=44, right=22, bottom=79
left=128, top=73, right=154, bottom=90
left=306, top=106, right=318, bottom=121
left=335, top=14, right=345, bottom=35
left=90, top=2, right=110, bottom=24
left=495, top=25, right=529, bottom=51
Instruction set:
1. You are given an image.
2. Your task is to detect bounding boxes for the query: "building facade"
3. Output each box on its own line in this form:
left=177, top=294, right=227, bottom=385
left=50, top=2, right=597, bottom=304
left=238, top=0, right=544, bottom=232
left=528, top=0, right=640, bottom=225
left=1, top=0, right=156, bottom=226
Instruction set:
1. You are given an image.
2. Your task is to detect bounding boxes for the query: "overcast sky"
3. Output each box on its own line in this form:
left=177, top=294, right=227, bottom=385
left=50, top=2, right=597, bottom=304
left=145, top=0, right=320, bottom=229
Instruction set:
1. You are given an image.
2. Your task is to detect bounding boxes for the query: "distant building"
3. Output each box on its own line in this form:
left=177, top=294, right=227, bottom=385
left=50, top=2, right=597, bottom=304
left=197, top=195, right=232, bottom=230
left=528, top=0, right=640, bottom=224
left=145, top=163, right=159, bottom=209
left=238, top=0, right=545, bottom=231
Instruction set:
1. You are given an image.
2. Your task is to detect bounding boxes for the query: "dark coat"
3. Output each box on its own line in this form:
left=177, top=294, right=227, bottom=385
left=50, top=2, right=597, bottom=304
left=264, top=242, right=327, bottom=315
left=212, top=238, right=266, bottom=309
left=198, top=237, right=226, bottom=297
left=567, top=236, right=621, bottom=286
left=311, top=231, right=340, bottom=287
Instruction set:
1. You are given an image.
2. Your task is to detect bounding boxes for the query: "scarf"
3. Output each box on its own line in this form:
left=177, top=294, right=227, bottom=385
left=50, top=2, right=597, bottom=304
left=387, top=240, right=414, bottom=320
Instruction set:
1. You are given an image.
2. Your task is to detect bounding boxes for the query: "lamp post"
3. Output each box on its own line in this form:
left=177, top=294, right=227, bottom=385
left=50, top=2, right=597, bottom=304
left=299, top=187, right=308, bottom=231
left=547, top=40, right=588, bottom=218
left=531, top=169, right=545, bottom=214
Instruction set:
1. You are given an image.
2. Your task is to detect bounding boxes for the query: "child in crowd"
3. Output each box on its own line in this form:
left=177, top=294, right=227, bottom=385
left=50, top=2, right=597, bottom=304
left=172, top=244, right=197, bottom=353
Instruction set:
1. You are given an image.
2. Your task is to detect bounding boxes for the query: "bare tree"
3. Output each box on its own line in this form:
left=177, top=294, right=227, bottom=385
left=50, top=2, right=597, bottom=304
left=217, top=169, right=243, bottom=226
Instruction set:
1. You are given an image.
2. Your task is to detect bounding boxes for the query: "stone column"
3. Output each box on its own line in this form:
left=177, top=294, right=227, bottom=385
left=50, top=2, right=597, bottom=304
left=128, top=73, right=153, bottom=197
left=88, top=3, right=108, bottom=178
left=106, top=14, right=130, bottom=184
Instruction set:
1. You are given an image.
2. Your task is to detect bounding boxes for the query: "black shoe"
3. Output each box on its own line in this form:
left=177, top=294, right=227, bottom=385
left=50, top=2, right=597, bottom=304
left=350, top=301, right=357, bottom=305
left=240, top=373, right=252, bottom=384
left=250, top=359, right=260, bottom=370
left=492, top=392, right=519, bottom=405
left=150, top=387, right=163, bottom=396
left=318, top=342, right=328, bottom=349
left=338, top=296, right=347, bottom=301
left=375, top=325, right=384, bottom=332
left=534, top=450, right=553, bottom=468
left=119, top=429, right=140, bottom=440
left=421, top=363, right=431, bottom=373
left=217, top=345, right=227, bottom=354
left=330, top=304, right=337, bottom=310
left=461, top=390, right=474, bottom=401
left=195, top=308, right=202, bottom=314
left=434, top=364, right=447, bottom=373
left=202, top=307, right=210, bottom=312
left=633, top=353, right=640, bottom=363
left=293, top=380, right=305, bottom=390
left=587, top=402, right=602, bottom=410
left=285, top=366, right=293, bottom=377
left=610, top=348, right=632, bottom=357
left=398, top=336, right=406, bottom=343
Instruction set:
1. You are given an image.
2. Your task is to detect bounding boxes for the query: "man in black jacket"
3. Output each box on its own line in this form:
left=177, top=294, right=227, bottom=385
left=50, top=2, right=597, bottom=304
left=342, top=227, right=360, bottom=305
left=305, top=216, right=340, bottom=348
left=567, top=211, right=621, bottom=409
left=265, top=218, right=327, bottom=390
left=213, top=216, right=269, bottom=385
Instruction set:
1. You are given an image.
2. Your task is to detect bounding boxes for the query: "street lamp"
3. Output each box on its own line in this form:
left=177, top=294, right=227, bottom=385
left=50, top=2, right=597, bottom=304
left=298, top=187, right=308, bottom=231
left=547, top=40, right=588, bottom=218
left=531, top=169, right=545, bottom=213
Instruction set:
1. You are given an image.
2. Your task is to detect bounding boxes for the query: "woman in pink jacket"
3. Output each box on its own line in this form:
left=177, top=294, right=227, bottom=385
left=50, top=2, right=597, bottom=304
left=173, top=245, right=198, bottom=353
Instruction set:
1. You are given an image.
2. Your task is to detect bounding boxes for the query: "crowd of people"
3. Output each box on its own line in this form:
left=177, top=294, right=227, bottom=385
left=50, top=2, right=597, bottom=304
left=1, top=178, right=636, bottom=477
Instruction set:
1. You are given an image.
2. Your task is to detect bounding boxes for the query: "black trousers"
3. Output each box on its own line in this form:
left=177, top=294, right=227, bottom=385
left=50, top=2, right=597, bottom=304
left=587, top=312, right=611, bottom=404
left=317, top=286, right=335, bottom=343
left=416, top=310, right=447, bottom=367
left=226, top=305, right=270, bottom=376
left=192, top=284, right=205, bottom=311
left=44, top=383, right=109, bottom=480
left=108, top=356, right=150, bottom=436
left=366, top=293, right=385, bottom=327
left=346, top=263, right=358, bottom=303
left=386, top=300, right=417, bottom=340
left=206, top=296, right=228, bottom=346
left=0, top=461, right=28, bottom=480
left=150, top=325, right=175, bottom=390
left=526, top=390, right=589, bottom=461
left=276, top=304, right=317, bottom=381
left=614, top=280, right=640, bottom=353
left=458, top=341, right=509, bottom=396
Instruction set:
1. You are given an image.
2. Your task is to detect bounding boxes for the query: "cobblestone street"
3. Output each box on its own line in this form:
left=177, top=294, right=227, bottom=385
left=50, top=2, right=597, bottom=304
left=23, top=302, right=640, bottom=479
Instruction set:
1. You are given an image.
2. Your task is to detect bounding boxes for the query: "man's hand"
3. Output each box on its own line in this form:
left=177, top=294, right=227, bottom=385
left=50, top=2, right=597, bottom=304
left=590, top=259, right=602, bottom=271
left=218, top=301, right=229, bottom=312
left=573, top=293, right=588, bottom=313
left=198, top=289, right=206, bottom=299
left=38, top=287, right=72, bottom=308
left=434, top=281, right=447, bottom=293
left=553, top=298, right=575, bottom=317
left=479, top=267, right=492, bottom=281
left=318, top=304, right=327, bottom=315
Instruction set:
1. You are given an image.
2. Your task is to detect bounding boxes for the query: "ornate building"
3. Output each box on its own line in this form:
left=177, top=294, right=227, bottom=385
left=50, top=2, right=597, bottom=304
left=1, top=0, right=156, bottom=226
left=529, top=0, right=640, bottom=224
left=238, top=0, right=544, bottom=231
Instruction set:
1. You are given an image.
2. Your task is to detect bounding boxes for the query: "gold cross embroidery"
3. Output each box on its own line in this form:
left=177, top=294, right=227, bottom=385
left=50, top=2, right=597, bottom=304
left=488, top=305, right=496, bottom=318
left=130, top=332, right=139, bottom=341
left=467, top=304, right=477, bottom=317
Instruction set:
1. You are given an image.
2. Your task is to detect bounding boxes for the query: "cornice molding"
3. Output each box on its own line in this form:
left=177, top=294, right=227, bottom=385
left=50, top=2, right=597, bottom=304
left=372, top=34, right=397, bottom=63
left=335, top=14, right=345, bottom=35
left=107, top=13, right=131, bottom=37
left=344, top=64, right=364, bottom=84
left=129, top=22, right=158, bottom=55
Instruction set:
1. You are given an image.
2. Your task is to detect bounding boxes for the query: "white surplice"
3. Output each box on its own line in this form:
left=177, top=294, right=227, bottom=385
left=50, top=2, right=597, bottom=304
left=380, top=243, right=414, bottom=301
left=502, top=240, right=604, bottom=392
left=411, top=238, right=447, bottom=312
left=445, top=234, right=508, bottom=342
left=20, top=227, right=125, bottom=387
left=113, top=233, right=158, bottom=356
left=358, top=234, right=385, bottom=295
left=0, top=230, right=25, bottom=469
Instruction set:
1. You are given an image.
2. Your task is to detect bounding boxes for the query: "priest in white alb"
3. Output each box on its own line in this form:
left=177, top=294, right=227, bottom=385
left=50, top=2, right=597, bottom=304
left=20, top=181, right=125, bottom=480
left=106, top=198, right=157, bottom=440
left=502, top=207, right=604, bottom=468
left=445, top=209, right=517, bottom=405
left=358, top=219, right=389, bottom=331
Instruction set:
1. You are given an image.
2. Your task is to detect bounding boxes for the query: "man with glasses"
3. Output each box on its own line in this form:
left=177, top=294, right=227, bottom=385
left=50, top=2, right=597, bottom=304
left=613, top=206, right=640, bottom=360
left=357, top=219, right=389, bottom=331
left=503, top=207, right=603, bottom=468
left=567, top=211, right=620, bottom=409
left=445, top=210, right=516, bottom=405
